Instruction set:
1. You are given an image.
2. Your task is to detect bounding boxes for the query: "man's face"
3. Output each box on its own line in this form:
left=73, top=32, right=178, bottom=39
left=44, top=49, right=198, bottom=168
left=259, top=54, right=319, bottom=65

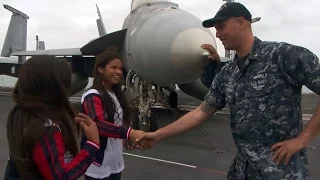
left=214, top=17, right=245, bottom=50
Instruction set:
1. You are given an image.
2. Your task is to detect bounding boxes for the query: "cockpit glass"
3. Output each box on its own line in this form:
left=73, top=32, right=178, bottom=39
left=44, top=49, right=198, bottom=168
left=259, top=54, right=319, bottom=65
left=131, top=0, right=171, bottom=11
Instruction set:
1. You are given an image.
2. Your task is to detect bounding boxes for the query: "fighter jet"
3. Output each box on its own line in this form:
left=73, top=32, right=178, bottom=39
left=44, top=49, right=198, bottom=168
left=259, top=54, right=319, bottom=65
left=1, top=0, right=230, bottom=132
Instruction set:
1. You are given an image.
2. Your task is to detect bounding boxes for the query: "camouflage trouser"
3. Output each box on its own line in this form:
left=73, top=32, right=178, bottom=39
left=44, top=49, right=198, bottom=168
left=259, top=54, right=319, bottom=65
left=226, top=150, right=309, bottom=180
left=227, top=160, right=262, bottom=180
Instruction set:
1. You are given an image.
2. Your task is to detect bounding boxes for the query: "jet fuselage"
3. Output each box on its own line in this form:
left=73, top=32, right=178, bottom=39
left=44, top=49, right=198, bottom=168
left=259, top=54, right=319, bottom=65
left=121, top=1, right=217, bottom=86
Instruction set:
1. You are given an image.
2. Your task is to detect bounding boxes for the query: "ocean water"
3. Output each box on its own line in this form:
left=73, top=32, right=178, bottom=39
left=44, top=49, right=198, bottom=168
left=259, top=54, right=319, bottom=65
left=0, top=75, right=314, bottom=94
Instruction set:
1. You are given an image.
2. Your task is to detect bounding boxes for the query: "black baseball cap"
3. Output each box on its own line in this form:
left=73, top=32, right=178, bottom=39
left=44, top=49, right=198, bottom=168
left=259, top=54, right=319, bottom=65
left=202, top=2, right=252, bottom=28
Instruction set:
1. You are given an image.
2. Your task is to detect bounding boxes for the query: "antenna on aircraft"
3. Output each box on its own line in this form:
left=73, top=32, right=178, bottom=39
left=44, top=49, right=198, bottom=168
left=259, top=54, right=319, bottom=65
left=96, top=4, right=102, bottom=19
left=36, top=35, right=39, bottom=50
left=35, top=35, right=45, bottom=50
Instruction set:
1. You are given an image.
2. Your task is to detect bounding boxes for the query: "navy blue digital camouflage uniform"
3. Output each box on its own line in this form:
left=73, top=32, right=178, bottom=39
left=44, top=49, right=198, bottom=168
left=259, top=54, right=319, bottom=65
left=203, top=37, right=320, bottom=180
left=201, top=61, right=226, bottom=89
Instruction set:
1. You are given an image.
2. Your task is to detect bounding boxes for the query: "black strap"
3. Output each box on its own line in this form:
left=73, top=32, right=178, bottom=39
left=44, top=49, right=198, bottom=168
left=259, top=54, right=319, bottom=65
left=4, top=159, right=21, bottom=180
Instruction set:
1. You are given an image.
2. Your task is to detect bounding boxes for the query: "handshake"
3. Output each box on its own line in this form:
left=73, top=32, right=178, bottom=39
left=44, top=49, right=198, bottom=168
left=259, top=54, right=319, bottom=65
left=75, top=113, right=161, bottom=151
left=124, top=129, right=160, bottom=151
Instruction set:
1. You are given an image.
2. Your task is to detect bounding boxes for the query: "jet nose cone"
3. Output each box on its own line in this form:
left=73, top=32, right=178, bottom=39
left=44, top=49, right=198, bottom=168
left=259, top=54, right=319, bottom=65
left=171, top=28, right=217, bottom=79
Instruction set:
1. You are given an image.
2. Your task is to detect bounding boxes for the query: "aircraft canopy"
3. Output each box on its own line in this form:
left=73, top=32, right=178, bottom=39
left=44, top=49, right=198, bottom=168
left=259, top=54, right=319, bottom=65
left=131, top=0, right=171, bottom=11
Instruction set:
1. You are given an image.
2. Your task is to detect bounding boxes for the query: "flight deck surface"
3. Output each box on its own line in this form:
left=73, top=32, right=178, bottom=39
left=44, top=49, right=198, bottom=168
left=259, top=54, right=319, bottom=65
left=0, top=92, right=319, bottom=180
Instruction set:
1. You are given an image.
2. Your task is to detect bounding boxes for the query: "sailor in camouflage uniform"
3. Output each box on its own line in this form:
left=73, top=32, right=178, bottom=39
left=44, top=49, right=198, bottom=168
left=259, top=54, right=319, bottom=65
left=135, top=2, right=320, bottom=180
left=203, top=37, right=314, bottom=179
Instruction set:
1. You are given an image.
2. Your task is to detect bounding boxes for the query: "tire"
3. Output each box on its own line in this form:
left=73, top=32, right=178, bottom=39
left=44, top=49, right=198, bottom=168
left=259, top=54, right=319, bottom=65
left=169, top=92, right=178, bottom=108
left=149, top=115, right=158, bottom=132
left=130, top=110, right=158, bottom=132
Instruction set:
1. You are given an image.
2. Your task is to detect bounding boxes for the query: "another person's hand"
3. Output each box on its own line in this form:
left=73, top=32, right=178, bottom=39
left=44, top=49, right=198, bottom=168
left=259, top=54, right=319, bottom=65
left=75, top=113, right=99, bottom=145
left=201, top=44, right=220, bottom=62
left=128, top=130, right=149, bottom=148
left=271, top=137, right=308, bottom=165
left=134, top=131, right=160, bottom=149
left=123, top=140, right=141, bottom=151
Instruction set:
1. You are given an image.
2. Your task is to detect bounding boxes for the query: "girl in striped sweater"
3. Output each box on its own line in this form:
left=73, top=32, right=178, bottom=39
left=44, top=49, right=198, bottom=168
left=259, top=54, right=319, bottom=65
left=4, top=55, right=100, bottom=180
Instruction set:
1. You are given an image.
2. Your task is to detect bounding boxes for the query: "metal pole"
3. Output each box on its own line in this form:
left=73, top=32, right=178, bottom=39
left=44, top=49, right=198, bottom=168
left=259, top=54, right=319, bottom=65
left=36, top=35, right=39, bottom=50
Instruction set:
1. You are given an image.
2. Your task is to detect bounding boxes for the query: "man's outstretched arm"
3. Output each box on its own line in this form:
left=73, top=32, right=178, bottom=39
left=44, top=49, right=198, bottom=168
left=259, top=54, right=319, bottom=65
left=136, top=67, right=227, bottom=146
left=154, top=102, right=218, bottom=141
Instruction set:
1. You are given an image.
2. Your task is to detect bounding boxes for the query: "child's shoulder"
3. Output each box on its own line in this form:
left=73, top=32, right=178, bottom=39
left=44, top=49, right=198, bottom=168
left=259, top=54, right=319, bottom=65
left=81, top=88, right=101, bottom=103
left=83, top=88, right=100, bottom=95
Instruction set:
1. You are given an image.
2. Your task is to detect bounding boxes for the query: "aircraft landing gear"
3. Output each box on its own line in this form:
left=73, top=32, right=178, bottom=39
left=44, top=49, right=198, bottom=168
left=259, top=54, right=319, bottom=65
left=130, top=110, right=158, bottom=132
left=168, top=91, right=178, bottom=109
left=124, top=70, right=159, bottom=132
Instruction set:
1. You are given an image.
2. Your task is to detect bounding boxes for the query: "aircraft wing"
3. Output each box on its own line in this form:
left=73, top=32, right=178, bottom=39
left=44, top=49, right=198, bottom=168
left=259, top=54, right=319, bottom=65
left=10, top=29, right=127, bottom=57
left=10, top=48, right=82, bottom=56
left=81, top=29, right=127, bottom=55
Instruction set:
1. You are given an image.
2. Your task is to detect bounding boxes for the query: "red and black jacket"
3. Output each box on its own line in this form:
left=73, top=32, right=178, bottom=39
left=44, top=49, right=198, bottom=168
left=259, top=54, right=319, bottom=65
left=80, top=89, right=132, bottom=166
left=4, top=124, right=100, bottom=180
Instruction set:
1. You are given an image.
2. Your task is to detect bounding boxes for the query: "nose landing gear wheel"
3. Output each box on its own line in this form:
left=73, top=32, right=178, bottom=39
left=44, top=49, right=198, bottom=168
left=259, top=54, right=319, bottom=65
left=169, top=92, right=178, bottom=109
left=131, top=110, right=158, bottom=132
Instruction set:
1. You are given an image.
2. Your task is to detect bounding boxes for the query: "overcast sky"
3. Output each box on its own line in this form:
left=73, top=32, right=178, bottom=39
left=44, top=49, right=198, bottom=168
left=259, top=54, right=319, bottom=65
left=0, top=0, right=319, bottom=58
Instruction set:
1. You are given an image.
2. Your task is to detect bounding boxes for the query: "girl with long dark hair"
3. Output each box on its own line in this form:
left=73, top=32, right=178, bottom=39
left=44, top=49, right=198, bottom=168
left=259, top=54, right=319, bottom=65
left=4, top=55, right=100, bottom=180
left=80, top=49, right=146, bottom=180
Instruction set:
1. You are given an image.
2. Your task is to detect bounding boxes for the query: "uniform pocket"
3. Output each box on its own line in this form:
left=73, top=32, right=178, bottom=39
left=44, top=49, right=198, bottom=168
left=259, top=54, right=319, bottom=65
left=242, top=73, right=276, bottom=117
left=245, top=80, right=273, bottom=98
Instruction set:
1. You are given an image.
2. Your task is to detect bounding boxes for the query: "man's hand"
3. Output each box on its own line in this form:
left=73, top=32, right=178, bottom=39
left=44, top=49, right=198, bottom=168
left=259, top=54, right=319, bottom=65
left=270, top=137, right=308, bottom=165
left=128, top=130, right=151, bottom=149
left=123, top=139, right=140, bottom=151
left=134, top=132, right=159, bottom=149
left=201, top=44, right=220, bottom=62
left=129, top=129, right=145, bottom=141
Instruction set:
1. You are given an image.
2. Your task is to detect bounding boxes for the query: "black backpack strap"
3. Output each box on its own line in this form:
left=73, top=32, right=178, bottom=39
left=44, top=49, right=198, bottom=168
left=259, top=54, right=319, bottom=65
left=3, top=158, right=21, bottom=180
